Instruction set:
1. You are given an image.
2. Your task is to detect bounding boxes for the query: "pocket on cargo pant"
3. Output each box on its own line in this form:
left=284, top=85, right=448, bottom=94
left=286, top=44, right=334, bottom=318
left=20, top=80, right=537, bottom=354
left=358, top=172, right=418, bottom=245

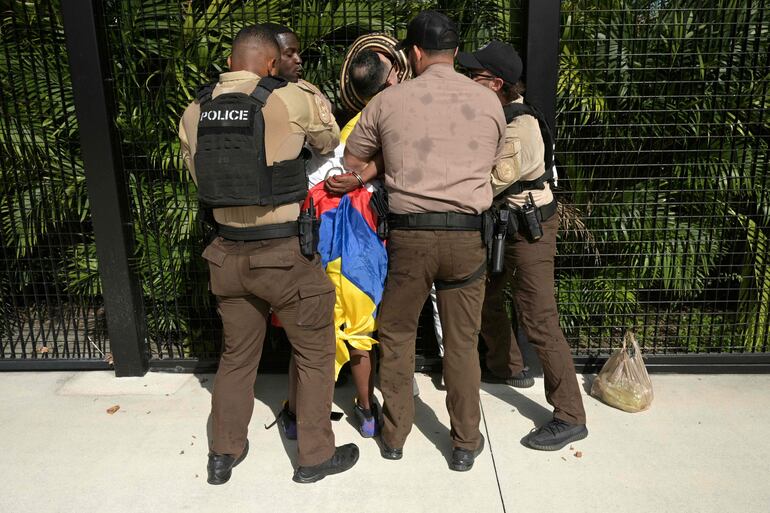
left=296, top=282, right=335, bottom=328
left=201, top=242, right=233, bottom=296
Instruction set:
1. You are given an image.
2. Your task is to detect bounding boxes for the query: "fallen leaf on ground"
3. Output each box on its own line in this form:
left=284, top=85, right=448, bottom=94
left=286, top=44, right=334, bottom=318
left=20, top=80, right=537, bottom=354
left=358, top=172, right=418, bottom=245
left=575, top=451, right=583, bottom=458
left=180, top=450, right=185, bottom=455
left=561, top=457, right=567, bottom=461
left=106, top=405, right=120, bottom=415
left=569, top=445, right=574, bottom=450
left=146, top=411, right=151, bottom=414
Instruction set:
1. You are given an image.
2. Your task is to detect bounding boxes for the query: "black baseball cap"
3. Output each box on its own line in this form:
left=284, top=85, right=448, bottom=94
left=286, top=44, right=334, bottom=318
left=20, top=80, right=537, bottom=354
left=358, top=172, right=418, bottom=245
left=457, top=40, right=523, bottom=85
left=395, top=11, right=459, bottom=51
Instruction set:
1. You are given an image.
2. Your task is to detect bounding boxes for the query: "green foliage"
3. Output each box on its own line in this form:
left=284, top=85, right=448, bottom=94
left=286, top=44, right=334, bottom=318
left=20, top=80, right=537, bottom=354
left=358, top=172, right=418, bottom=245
left=557, top=0, right=770, bottom=351
left=1, top=0, right=768, bottom=356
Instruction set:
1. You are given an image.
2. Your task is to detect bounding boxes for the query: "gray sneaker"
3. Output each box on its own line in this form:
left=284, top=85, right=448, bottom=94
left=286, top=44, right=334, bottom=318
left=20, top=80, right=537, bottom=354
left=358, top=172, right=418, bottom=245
left=481, top=370, right=535, bottom=388
left=524, top=418, right=588, bottom=451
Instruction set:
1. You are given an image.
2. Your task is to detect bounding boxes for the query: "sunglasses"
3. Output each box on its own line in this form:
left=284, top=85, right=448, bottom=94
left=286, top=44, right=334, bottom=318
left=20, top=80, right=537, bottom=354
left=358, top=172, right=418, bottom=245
left=469, top=71, right=497, bottom=81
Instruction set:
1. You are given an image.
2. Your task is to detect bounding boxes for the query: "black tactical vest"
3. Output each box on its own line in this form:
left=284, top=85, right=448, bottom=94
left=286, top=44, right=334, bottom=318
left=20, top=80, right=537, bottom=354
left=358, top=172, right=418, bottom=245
left=193, top=76, right=308, bottom=208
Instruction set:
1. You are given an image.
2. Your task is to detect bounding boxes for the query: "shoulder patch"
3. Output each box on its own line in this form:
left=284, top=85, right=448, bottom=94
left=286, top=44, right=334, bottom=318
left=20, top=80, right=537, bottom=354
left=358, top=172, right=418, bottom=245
left=315, top=95, right=333, bottom=126
left=494, top=158, right=520, bottom=185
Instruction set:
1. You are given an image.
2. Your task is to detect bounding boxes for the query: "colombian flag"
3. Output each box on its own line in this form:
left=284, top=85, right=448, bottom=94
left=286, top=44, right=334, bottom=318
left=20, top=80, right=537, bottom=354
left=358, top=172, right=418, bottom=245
left=303, top=185, right=388, bottom=379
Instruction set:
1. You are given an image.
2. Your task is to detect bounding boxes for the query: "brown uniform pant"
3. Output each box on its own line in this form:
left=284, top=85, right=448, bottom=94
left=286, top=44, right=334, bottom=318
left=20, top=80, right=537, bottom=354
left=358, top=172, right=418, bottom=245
left=481, top=212, right=586, bottom=425
left=378, top=229, right=486, bottom=451
left=202, top=236, right=337, bottom=467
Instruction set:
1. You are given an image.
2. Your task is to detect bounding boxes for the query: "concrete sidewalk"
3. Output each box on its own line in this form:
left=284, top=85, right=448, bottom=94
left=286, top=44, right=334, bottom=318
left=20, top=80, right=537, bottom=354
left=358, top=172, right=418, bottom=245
left=0, top=371, right=767, bottom=513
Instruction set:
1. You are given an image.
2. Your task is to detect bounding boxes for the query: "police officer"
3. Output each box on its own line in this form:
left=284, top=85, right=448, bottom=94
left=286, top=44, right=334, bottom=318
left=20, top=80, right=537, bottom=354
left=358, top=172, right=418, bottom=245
left=178, top=25, right=358, bottom=484
left=264, top=23, right=334, bottom=120
left=458, top=41, right=588, bottom=450
left=343, top=11, right=506, bottom=471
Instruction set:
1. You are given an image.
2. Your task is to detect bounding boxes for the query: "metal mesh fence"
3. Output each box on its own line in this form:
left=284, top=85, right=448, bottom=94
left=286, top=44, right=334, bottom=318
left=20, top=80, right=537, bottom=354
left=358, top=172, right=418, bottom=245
left=556, top=0, right=770, bottom=354
left=1, top=1, right=768, bottom=367
left=0, top=1, right=108, bottom=362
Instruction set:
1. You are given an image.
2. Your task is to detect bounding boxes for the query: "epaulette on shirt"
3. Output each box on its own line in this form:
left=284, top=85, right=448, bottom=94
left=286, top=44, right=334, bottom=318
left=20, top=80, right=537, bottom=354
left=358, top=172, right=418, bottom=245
left=296, top=79, right=324, bottom=96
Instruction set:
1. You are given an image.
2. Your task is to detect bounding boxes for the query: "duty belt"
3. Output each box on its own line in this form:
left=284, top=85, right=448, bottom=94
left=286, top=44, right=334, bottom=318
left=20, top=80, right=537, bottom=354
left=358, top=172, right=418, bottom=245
left=388, top=212, right=483, bottom=231
left=217, top=221, right=298, bottom=241
left=533, top=199, right=558, bottom=222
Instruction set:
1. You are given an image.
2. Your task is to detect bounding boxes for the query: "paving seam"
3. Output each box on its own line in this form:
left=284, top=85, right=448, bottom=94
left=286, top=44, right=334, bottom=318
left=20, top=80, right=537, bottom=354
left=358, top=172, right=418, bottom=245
left=480, top=397, right=507, bottom=513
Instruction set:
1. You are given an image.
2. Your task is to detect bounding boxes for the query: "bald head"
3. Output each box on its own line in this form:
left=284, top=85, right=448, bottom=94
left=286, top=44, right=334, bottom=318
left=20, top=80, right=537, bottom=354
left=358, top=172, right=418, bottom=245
left=229, top=25, right=280, bottom=76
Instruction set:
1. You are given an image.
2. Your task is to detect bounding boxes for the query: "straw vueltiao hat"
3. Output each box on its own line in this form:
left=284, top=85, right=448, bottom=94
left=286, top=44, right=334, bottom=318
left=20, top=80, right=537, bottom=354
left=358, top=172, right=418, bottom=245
left=339, top=32, right=412, bottom=113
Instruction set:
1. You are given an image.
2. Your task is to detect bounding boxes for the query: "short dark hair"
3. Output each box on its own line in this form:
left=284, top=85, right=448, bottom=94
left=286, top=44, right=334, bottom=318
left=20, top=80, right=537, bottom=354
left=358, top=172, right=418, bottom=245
left=422, top=47, right=456, bottom=58
left=500, top=80, right=526, bottom=103
left=262, top=22, right=295, bottom=38
left=233, top=24, right=280, bottom=56
left=349, top=50, right=387, bottom=101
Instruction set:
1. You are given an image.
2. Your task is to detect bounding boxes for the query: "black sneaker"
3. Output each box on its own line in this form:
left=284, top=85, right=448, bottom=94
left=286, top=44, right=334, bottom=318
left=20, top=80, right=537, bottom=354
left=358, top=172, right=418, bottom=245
left=353, top=396, right=381, bottom=438
left=450, top=434, right=485, bottom=472
left=524, top=418, right=588, bottom=451
left=292, top=443, right=360, bottom=483
left=277, top=401, right=297, bottom=440
left=481, top=370, right=535, bottom=388
left=207, top=440, right=249, bottom=485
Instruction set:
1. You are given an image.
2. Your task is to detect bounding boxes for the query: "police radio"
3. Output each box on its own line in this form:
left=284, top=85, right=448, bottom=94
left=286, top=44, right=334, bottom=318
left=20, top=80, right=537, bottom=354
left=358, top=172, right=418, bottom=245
left=298, top=198, right=319, bottom=258
left=521, top=193, right=543, bottom=242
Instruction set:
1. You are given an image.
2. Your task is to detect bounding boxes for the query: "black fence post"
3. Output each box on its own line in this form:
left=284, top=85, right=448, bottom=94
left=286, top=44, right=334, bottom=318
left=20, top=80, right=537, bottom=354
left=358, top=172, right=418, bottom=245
left=523, top=0, right=561, bottom=134
left=62, top=0, right=148, bottom=376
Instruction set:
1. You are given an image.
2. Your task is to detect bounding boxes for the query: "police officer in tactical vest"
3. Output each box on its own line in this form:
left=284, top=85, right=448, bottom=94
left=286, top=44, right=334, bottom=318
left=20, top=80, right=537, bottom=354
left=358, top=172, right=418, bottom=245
left=178, top=24, right=358, bottom=484
left=458, top=41, right=588, bottom=450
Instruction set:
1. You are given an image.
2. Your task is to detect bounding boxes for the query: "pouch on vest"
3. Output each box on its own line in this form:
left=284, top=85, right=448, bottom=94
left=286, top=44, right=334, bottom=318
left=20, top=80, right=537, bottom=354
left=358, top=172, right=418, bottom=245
left=193, top=77, right=308, bottom=208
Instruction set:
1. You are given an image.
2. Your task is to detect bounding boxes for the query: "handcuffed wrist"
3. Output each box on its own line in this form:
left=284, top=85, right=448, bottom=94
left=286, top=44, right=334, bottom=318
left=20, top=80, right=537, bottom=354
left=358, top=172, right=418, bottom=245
left=351, top=171, right=365, bottom=188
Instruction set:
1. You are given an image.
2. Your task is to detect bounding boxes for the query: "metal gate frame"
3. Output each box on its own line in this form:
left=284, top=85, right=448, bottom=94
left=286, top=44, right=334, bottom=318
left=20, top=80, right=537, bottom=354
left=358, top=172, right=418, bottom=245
left=2, top=0, right=768, bottom=375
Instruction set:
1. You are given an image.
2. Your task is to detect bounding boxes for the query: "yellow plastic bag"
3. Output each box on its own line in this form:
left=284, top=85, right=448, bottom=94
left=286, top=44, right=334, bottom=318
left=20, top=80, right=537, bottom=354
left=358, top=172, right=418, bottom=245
left=591, top=331, right=653, bottom=412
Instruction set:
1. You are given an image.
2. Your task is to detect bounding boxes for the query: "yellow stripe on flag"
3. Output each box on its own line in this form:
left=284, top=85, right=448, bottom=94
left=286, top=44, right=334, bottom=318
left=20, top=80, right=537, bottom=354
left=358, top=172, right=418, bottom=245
left=325, top=258, right=379, bottom=379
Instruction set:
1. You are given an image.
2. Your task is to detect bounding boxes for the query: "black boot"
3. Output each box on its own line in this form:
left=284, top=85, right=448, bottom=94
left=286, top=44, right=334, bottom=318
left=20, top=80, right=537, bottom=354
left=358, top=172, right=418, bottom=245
left=380, top=441, right=403, bottom=460
left=207, top=440, right=249, bottom=485
left=450, top=434, right=485, bottom=472
left=292, top=443, right=359, bottom=483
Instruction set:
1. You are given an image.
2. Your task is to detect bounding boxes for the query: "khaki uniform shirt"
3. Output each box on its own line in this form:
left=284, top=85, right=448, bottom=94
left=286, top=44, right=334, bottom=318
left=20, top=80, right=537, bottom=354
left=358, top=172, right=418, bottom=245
left=345, top=63, right=506, bottom=215
left=493, top=97, right=553, bottom=208
left=179, top=70, right=340, bottom=227
left=297, top=79, right=333, bottom=114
